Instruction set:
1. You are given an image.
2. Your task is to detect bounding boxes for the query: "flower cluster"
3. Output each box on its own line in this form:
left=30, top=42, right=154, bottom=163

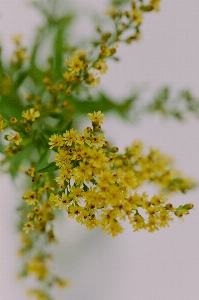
left=10, top=34, right=28, bottom=66
left=48, top=112, right=194, bottom=236
left=42, top=1, right=161, bottom=98
left=22, top=108, right=40, bottom=123
left=0, top=114, right=6, bottom=132
left=17, top=167, right=69, bottom=299
left=2, top=107, right=41, bottom=158
left=43, top=46, right=113, bottom=97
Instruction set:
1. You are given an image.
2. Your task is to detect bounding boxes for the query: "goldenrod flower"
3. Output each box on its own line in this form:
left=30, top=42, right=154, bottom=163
left=62, top=71, right=76, bottom=82
left=150, top=0, right=161, bottom=12
left=131, top=9, right=143, bottom=25
left=5, top=132, right=22, bottom=145
left=65, top=56, right=84, bottom=73
left=94, top=59, right=108, bottom=74
left=100, top=44, right=112, bottom=57
left=63, top=128, right=77, bottom=146
left=27, top=167, right=35, bottom=177
left=48, top=134, right=64, bottom=149
left=86, top=72, right=100, bottom=87
left=0, top=115, right=6, bottom=132
left=22, top=190, right=38, bottom=205
left=26, top=289, right=51, bottom=300
left=74, top=48, right=88, bottom=58
left=10, top=117, right=17, bottom=124
left=48, top=112, right=195, bottom=237
left=26, top=256, right=48, bottom=280
left=23, top=221, right=34, bottom=233
left=87, top=111, right=104, bottom=124
left=91, top=133, right=105, bottom=148
left=22, top=108, right=40, bottom=122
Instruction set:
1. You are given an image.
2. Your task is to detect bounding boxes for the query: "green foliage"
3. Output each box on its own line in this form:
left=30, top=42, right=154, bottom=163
left=37, top=162, right=58, bottom=173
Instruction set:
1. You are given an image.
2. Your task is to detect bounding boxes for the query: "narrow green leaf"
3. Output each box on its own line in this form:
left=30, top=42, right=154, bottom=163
left=37, top=161, right=58, bottom=173
left=35, top=149, right=51, bottom=170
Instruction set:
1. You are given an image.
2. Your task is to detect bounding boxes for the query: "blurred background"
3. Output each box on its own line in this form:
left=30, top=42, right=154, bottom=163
left=0, top=0, right=199, bottom=299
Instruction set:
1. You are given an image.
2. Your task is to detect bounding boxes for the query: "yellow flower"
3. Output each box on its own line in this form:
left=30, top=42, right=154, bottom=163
left=120, top=170, right=137, bottom=188
left=59, top=164, right=72, bottom=181
left=26, top=256, right=48, bottom=280
left=5, top=132, right=22, bottom=145
left=86, top=72, right=100, bottom=87
left=49, top=193, right=63, bottom=210
left=127, top=140, right=143, bottom=159
left=101, top=219, right=123, bottom=237
left=62, top=71, right=76, bottom=82
left=151, top=194, right=167, bottom=206
left=87, top=111, right=104, bottom=124
left=27, top=167, right=35, bottom=177
left=65, top=56, right=84, bottom=73
left=48, top=134, right=64, bottom=149
left=146, top=216, right=159, bottom=232
left=74, top=48, right=88, bottom=59
left=22, top=108, right=40, bottom=122
left=70, top=186, right=84, bottom=201
left=158, top=210, right=173, bottom=227
left=54, top=150, right=71, bottom=167
left=63, top=128, right=77, bottom=146
left=150, top=0, right=161, bottom=12
left=100, top=209, right=118, bottom=225
left=91, top=133, right=105, bottom=148
left=26, top=289, right=51, bottom=300
left=10, top=117, right=17, bottom=124
left=87, top=148, right=107, bottom=168
left=23, top=221, right=34, bottom=233
left=131, top=9, right=143, bottom=25
left=48, top=112, right=195, bottom=237
left=68, top=205, right=83, bottom=218
left=94, top=59, right=108, bottom=74
left=131, top=212, right=145, bottom=231
left=22, top=190, right=38, bottom=205
left=73, top=162, right=93, bottom=184
left=76, top=129, right=92, bottom=146
left=60, top=193, right=70, bottom=207
left=0, top=115, right=6, bottom=132
left=100, top=44, right=111, bottom=57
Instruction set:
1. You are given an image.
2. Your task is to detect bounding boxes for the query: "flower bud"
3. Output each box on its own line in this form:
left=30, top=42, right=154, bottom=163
left=4, top=135, right=10, bottom=141
left=85, top=126, right=92, bottom=133
left=34, top=206, right=40, bottom=214
left=103, top=140, right=109, bottom=148
left=165, top=203, right=173, bottom=211
left=110, top=147, right=119, bottom=153
left=183, top=203, right=194, bottom=210
left=10, top=117, right=17, bottom=124
left=93, top=125, right=101, bottom=132
left=25, top=127, right=31, bottom=133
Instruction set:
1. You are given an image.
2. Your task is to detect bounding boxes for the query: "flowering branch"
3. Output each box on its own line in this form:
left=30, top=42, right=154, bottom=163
left=0, top=1, right=197, bottom=299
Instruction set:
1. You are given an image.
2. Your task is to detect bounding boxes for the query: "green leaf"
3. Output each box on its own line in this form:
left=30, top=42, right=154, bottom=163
left=37, top=161, right=58, bottom=173
left=35, top=149, right=51, bottom=170
left=83, top=183, right=89, bottom=192
left=0, top=95, right=23, bottom=120
left=53, top=26, right=64, bottom=77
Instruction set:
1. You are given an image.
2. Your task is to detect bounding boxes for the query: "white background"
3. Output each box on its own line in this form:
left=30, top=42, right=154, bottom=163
left=0, top=1, right=199, bottom=299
